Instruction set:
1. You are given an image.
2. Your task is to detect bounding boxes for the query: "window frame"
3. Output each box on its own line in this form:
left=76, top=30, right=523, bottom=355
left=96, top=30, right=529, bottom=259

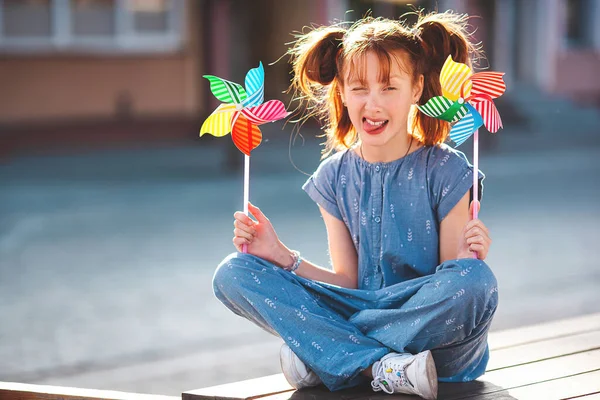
left=0, top=0, right=185, bottom=54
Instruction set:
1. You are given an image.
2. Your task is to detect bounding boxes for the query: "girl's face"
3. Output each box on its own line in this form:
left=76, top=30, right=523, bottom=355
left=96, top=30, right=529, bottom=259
left=341, top=50, right=423, bottom=153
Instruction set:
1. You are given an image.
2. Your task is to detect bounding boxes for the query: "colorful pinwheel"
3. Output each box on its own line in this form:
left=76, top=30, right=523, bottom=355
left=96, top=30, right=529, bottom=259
left=417, top=56, right=506, bottom=255
left=200, top=62, right=289, bottom=155
left=200, top=62, right=289, bottom=253
left=417, top=55, right=506, bottom=146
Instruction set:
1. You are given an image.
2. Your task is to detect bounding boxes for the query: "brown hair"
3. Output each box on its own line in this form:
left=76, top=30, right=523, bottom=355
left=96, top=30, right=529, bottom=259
left=287, top=11, right=482, bottom=157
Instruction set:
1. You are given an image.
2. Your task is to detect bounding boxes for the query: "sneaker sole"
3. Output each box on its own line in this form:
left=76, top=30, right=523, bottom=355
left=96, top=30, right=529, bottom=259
left=416, top=350, right=438, bottom=400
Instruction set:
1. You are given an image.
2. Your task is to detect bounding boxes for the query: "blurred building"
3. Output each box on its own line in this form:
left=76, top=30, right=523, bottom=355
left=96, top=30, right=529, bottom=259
left=0, top=0, right=201, bottom=125
left=0, top=0, right=598, bottom=156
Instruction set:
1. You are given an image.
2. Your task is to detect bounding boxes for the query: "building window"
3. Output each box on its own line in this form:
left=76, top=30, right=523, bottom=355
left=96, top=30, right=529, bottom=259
left=130, top=0, right=168, bottom=33
left=564, top=0, right=593, bottom=48
left=0, top=0, right=184, bottom=53
left=72, top=0, right=116, bottom=37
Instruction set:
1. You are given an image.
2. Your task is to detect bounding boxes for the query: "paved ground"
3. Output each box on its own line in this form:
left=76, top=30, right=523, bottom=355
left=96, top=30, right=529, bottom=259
left=0, top=123, right=599, bottom=395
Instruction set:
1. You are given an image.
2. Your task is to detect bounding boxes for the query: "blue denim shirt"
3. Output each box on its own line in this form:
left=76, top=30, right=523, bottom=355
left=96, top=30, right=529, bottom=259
left=302, top=144, right=484, bottom=290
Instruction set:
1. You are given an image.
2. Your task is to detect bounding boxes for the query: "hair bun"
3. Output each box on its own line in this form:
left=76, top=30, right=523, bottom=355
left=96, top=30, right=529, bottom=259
left=415, top=16, right=470, bottom=74
left=304, top=28, right=345, bottom=85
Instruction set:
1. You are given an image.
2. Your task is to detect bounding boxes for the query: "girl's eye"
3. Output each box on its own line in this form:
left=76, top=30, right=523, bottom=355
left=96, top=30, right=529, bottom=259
left=384, top=87, right=397, bottom=91
left=351, top=87, right=366, bottom=91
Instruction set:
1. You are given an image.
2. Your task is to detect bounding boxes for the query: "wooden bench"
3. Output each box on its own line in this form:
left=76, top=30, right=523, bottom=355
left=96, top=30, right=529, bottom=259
left=184, top=312, right=600, bottom=400
left=2, top=313, right=599, bottom=400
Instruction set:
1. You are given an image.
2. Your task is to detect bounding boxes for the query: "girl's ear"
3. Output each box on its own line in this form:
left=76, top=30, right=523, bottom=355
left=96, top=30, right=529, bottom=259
left=413, top=74, right=424, bottom=103
left=339, top=90, right=346, bottom=105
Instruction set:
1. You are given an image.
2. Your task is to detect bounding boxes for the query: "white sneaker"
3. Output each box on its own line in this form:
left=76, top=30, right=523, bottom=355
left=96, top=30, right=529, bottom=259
left=280, top=343, right=322, bottom=389
left=371, top=351, right=438, bottom=399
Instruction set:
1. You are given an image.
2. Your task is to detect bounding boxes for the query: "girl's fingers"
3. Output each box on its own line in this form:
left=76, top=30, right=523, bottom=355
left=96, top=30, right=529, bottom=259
left=466, top=235, right=485, bottom=245
left=464, top=219, right=490, bottom=236
left=234, top=219, right=256, bottom=235
left=465, top=226, right=491, bottom=242
left=233, top=211, right=256, bottom=227
left=234, top=228, right=254, bottom=241
left=469, top=243, right=487, bottom=258
left=233, top=236, right=250, bottom=251
left=248, top=202, right=269, bottom=223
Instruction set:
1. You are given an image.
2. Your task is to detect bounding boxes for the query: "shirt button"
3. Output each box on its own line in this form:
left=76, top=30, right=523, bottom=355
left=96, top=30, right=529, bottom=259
left=374, top=216, right=381, bottom=223
left=375, top=165, right=381, bottom=172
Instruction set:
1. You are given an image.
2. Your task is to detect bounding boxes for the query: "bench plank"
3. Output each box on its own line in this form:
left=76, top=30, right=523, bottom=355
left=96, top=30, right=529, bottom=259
left=488, top=313, right=600, bottom=351
left=486, top=329, right=600, bottom=371
left=439, top=350, right=600, bottom=399
left=494, top=369, right=600, bottom=400
left=0, top=381, right=179, bottom=400
left=182, top=374, right=294, bottom=400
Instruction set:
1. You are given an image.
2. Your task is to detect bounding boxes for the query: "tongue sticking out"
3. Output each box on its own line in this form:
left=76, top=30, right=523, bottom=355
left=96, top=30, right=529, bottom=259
left=363, top=118, right=389, bottom=135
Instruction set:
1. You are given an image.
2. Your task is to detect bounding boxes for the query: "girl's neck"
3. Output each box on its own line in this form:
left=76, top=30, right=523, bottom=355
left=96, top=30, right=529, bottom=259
left=358, top=134, right=417, bottom=163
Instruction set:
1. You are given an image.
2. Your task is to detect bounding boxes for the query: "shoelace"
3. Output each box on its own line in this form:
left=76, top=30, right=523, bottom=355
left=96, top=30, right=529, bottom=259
left=371, top=360, right=413, bottom=394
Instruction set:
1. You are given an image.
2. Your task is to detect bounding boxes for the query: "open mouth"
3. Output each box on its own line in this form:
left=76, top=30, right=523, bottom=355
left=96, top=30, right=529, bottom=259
left=363, top=118, right=389, bottom=135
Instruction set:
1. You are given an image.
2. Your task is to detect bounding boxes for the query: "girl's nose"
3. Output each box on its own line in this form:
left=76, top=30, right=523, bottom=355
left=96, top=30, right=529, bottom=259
left=365, top=92, right=383, bottom=111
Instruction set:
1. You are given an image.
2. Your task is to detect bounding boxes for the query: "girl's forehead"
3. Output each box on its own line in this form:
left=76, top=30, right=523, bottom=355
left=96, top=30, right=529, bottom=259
left=343, top=50, right=413, bottom=83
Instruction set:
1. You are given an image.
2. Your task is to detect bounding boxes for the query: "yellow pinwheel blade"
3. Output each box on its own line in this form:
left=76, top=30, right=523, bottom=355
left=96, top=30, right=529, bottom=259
left=200, top=105, right=235, bottom=137
left=440, top=55, right=472, bottom=101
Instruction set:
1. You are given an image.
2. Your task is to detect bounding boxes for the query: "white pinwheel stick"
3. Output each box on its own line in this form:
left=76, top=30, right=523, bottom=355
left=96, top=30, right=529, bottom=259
left=242, top=154, right=250, bottom=253
left=472, top=129, right=479, bottom=259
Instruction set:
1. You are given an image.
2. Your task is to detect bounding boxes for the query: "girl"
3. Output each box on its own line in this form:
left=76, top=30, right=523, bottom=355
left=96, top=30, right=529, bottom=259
left=213, top=11, right=497, bottom=400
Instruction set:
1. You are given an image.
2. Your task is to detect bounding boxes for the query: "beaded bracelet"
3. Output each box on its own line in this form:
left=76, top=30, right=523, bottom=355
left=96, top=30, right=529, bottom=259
left=285, top=250, right=302, bottom=272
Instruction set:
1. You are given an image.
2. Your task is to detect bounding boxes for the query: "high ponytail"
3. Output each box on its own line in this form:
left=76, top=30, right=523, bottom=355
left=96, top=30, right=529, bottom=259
left=288, top=26, right=352, bottom=153
left=411, top=11, right=482, bottom=146
left=288, top=27, right=345, bottom=101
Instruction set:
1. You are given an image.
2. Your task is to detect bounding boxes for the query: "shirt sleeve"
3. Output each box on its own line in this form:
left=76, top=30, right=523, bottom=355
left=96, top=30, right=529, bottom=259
left=302, top=153, right=343, bottom=221
left=428, top=146, right=485, bottom=223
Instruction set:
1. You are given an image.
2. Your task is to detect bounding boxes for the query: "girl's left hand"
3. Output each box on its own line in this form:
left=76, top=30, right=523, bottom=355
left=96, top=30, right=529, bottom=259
left=458, top=201, right=492, bottom=260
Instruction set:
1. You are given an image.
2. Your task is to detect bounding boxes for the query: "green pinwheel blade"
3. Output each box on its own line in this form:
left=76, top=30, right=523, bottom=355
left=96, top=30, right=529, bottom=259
left=418, top=96, right=468, bottom=123
left=203, top=75, right=248, bottom=104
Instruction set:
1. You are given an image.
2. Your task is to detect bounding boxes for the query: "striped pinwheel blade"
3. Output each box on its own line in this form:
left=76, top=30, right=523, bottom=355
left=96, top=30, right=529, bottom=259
left=449, top=104, right=484, bottom=146
left=440, top=55, right=472, bottom=101
left=241, top=100, right=289, bottom=125
left=472, top=97, right=503, bottom=133
left=242, top=62, right=264, bottom=108
left=231, top=113, right=262, bottom=156
left=470, top=72, right=506, bottom=99
left=203, top=75, right=248, bottom=104
left=417, top=96, right=469, bottom=123
left=199, top=104, right=235, bottom=137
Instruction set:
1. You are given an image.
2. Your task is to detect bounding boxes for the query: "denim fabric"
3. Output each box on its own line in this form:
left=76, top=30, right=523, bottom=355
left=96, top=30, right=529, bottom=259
left=212, top=144, right=498, bottom=391
left=302, top=144, right=485, bottom=290
left=213, top=253, right=498, bottom=391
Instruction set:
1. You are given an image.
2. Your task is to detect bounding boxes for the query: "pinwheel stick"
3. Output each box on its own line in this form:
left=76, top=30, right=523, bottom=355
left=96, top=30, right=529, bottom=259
left=472, top=129, right=479, bottom=259
left=242, top=154, right=250, bottom=254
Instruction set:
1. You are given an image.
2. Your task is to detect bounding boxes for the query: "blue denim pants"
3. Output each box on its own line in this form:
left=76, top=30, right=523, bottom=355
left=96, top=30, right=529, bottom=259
left=213, top=252, right=498, bottom=391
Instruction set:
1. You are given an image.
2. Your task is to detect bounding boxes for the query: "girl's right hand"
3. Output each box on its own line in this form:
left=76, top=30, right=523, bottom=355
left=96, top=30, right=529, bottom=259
left=233, top=202, right=289, bottom=267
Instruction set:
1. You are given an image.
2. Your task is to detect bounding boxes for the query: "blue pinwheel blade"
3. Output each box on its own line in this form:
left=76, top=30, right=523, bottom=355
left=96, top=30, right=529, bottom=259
left=449, top=104, right=483, bottom=147
left=243, top=62, right=264, bottom=108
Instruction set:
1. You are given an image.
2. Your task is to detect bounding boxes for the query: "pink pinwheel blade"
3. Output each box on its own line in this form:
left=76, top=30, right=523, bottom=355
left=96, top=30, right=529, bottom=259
left=241, top=100, right=289, bottom=125
left=469, top=72, right=506, bottom=99
left=472, top=98, right=503, bottom=133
